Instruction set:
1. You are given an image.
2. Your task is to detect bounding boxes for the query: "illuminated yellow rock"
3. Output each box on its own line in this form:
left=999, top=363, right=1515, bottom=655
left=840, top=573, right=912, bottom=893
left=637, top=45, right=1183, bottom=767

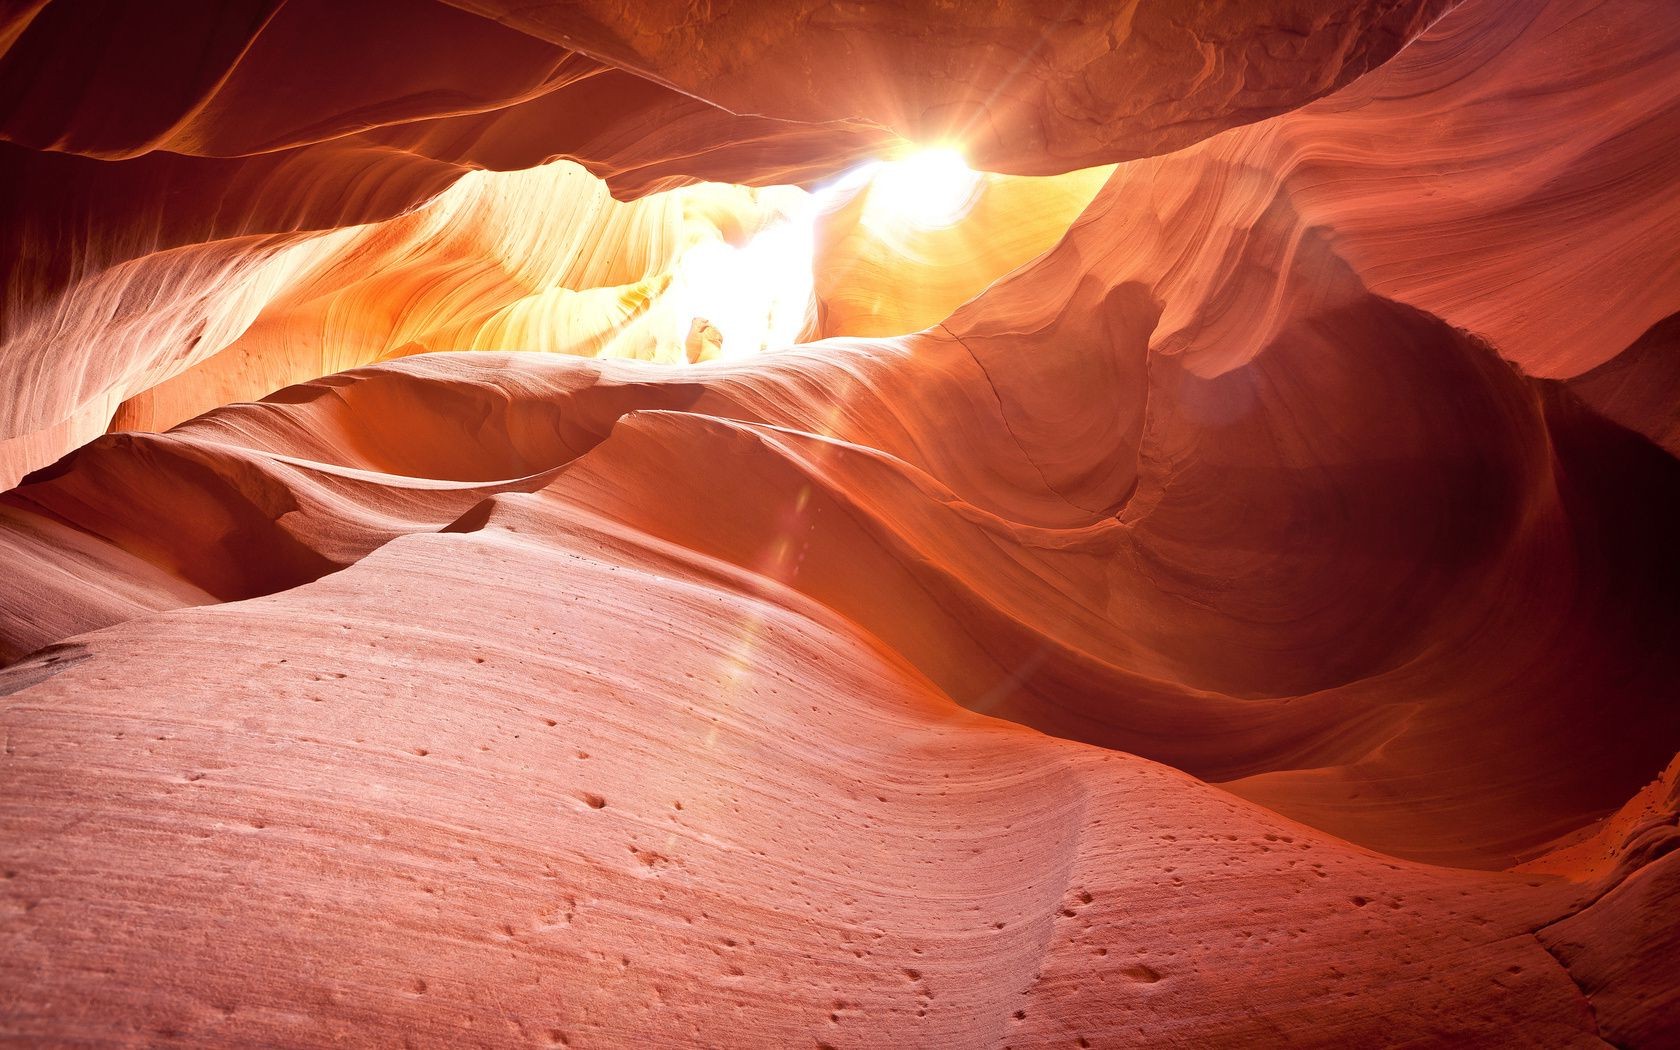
left=813, top=159, right=1114, bottom=337
left=110, top=162, right=816, bottom=438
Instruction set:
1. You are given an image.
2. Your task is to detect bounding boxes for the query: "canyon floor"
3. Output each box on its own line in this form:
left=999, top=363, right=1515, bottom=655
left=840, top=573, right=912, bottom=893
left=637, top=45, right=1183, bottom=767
left=2, top=0, right=1678, bottom=1045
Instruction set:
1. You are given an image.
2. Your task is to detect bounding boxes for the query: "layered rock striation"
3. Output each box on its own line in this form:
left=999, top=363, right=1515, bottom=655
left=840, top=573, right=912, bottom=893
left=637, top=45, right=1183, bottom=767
left=2, top=0, right=1679, bottom=1045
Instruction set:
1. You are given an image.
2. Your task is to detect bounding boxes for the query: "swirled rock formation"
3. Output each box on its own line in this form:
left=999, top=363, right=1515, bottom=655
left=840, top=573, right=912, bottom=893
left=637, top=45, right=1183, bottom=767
left=3, top=0, right=1679, bottom=1045
left=103, top=162, right=816, bottom=440
left=0, top=0, right=1453, bottom=486
left=0, top=1, right=892, bottom=486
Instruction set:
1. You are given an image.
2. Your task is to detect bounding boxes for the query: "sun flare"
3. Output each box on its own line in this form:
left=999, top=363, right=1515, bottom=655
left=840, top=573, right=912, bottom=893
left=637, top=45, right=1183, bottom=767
left=862, top=147, right=983, bottom=229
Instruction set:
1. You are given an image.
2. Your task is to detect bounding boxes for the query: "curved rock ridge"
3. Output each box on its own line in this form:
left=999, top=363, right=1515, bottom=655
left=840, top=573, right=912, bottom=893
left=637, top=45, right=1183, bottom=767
left=0, top=4, right=891, bottom=486
left=4, top=0, right=1446, bottom=168
left=0, top=0, right=1456, bottom=491
left=1, top=143, right=1121, bottom=488
left=441, top=0, right=1455, bottom=172
left=0, top=2, right=892, bottom=176
left=0, top=160, right=813, bottom=488
left=105, top=162, right=818, bottom=439
left=990, top=0, right=1680, bottom=383
left=7, top=243, right=1676, bottom=869
left=3, top=0, right=1680, bottom=1042
left=110, top=157, right=1126, bottom=443
left=928, top=0, right=1680, bottom=864
left=0, top=335, right=1674, bottom=1041
left=0, top=492, right=1612, bottom=1046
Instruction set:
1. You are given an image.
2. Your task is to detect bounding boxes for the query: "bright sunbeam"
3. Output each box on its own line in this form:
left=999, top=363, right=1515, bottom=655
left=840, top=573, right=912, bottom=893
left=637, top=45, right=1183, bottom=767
left=862, top=147, right=983, bottom=229
left=666, top=197, right=819, bottom=363
left=666, top=146, right=984, bottom=361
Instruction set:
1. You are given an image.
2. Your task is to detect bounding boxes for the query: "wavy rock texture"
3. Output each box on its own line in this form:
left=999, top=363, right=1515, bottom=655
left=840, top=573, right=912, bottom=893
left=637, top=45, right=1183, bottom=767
left=105, top=158, right=1119, bottom=444
left=0, top=0, right=1450, bottom=486
left=443, top=0, right=1455, bottom=172
left=0, top=350, right=1636, bottom=1046
left=3, top=0, right=1680, bottom=1044
left=104, top=162, right=816, bottom=441
left=3, top=0, right=1446, bottom=166
left=926, top=0, right=1680, bottom=867
left=0, top=1, right=892, bottom=485
left=0, top=140, right=1121, bottom=486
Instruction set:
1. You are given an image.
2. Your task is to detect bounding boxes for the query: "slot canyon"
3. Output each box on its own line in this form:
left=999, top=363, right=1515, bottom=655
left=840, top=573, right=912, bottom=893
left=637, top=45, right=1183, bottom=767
left=2, top=0, right=1679, bottom=1045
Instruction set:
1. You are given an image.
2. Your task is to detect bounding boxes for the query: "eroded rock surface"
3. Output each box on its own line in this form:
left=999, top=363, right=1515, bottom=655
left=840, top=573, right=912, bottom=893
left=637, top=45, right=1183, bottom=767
left=2, top=0, right=1678, bottom=1044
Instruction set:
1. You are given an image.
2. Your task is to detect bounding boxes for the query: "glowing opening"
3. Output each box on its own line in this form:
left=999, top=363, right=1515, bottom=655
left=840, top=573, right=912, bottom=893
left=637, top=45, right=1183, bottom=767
left=668, top=147, right=985, bottom=361
left=666, top=196, right=819, bottom=363
left=861, top=148, right=983, bottom=229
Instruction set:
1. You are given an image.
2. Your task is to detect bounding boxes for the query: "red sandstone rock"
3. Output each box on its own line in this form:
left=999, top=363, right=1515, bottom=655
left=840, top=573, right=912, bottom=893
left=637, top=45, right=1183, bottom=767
left=0, top=0, right=1456, bottom=482
left=2, top=0, right=1679, bottom=1044
left=445, top=0, right=1454, bottom=171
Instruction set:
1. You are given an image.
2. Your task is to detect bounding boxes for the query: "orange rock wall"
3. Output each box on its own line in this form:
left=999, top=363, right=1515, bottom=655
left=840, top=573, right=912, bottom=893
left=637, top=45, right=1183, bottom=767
left=2, top=0, right=1679, bottom=1044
